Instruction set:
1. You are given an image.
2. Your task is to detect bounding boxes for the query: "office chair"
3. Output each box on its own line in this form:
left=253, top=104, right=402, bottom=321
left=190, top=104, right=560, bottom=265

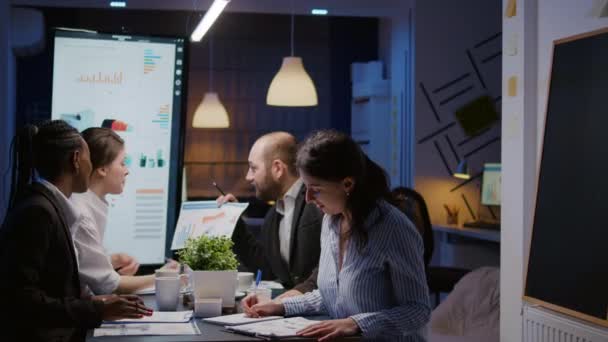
left=392, top=187, right=470, bottom=306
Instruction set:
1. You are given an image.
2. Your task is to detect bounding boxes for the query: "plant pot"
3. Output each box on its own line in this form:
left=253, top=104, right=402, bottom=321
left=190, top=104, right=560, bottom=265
left=190, top=270, right=237, bottom=308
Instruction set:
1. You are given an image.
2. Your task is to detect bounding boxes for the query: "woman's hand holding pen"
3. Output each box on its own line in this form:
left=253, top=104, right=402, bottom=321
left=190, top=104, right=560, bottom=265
left=93, top=294, right=153, bottom=321
left=241, top=294, right=285, bottom=318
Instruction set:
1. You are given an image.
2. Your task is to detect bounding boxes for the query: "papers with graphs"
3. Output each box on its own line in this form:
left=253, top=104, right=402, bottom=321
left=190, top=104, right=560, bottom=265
left=171, top=201, right=248, bottom=250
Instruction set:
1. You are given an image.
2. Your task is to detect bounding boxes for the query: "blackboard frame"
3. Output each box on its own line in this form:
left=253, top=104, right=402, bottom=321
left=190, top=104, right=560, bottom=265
left=523, top=26, right=608, bottom=328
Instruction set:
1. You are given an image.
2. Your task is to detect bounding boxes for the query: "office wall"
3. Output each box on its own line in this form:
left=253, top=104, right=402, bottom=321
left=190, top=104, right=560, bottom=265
left=13, top=8, right=378, bottom=199
left=0, top=2, right=16, bottom=221
left=381, top=0, right=416, bottom=188
left=501, top=0, right=608, bottom=340
left=414, top=0, right=502, bottom=227
left=185, top=14, right=378, bottom=198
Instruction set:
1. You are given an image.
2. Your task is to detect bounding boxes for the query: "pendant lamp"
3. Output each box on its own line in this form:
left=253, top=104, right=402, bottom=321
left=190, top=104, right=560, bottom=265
left=192, top=38, right=230, bottom=128
left=266, top=8, right=318, bottom=107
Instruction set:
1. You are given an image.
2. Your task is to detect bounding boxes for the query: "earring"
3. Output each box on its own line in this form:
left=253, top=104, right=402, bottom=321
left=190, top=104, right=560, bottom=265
left=345, top=191, right=350, bottom=197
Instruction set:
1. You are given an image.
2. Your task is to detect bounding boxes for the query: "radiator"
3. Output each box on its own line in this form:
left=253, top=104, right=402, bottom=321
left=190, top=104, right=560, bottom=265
left=523, top=304, right=608, bottom=342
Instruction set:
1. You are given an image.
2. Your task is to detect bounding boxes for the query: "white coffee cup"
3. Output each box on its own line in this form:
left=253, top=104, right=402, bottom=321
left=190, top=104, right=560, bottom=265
left=237, top=272, right=254, bottom=292
left=155, top=276, right=180, bottom=311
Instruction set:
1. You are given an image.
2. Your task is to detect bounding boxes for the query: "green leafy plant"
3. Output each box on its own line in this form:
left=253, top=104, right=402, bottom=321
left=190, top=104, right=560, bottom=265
left=177, top=235, right=239, bottom=271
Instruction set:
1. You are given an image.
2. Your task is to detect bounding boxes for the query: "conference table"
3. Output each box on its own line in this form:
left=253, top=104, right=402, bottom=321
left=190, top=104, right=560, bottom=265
left=86, top=294, right=360, bottom=341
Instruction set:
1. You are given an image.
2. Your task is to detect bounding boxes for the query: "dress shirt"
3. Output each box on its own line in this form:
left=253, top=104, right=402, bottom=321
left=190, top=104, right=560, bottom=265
left=282, top=200, right=431, bottom=341
left=70, top=190, right=120, bottom=295
left=275, top=178, right=303, bottom=264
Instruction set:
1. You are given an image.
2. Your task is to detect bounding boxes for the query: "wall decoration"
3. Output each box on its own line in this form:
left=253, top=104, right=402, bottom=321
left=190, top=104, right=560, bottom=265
left=455, top=95, right=500, bottom=137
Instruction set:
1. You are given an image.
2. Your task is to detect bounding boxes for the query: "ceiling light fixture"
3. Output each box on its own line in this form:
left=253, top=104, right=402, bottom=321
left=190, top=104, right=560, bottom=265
left=266, top=2, right=318, bottom=107
left=192, top=38, right=230, bottom=128
left=191, top=0, right=230, bottom=42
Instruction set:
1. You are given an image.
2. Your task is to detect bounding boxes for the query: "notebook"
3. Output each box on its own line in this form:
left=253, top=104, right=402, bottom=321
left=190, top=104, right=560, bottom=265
left=224, top=317, right=319, bottom=338
left=203, top=313, right=283, bottom=326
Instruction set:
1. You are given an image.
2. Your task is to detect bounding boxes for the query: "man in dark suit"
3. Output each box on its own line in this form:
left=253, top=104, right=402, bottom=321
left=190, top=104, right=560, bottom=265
left=218, top=132, right=322, bottom=292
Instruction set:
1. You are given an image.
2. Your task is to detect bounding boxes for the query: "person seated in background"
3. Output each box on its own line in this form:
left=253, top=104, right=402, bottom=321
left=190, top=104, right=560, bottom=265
left=70, top=127, right=177, bottom=295
left=217, top=132, right=322, bottom=293
left=0, top=120, right=152, bottom=342
left=241, top=130, right=431, bottom=342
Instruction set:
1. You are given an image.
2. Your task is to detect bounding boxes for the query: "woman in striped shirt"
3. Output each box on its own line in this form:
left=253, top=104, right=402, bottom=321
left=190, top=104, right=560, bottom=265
left=242, top=130, right=431, bottom=341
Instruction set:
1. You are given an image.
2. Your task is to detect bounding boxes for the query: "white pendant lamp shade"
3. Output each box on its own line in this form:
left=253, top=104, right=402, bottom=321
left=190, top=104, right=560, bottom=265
left=266, top=57, right=318, bottom=107
left=192, top=92, right=230, bottom=128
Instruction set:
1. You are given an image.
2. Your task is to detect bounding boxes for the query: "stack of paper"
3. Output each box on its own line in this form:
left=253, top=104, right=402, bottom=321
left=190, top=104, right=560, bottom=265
left=94, top=311, right=199, bottom=337
left=109, top=311, right=193, bottom=323
left=93, top=322, right=199, bottom=337
left=224, top=317, right=319, bottom=338
left=203, top=313, right=283, bottom=326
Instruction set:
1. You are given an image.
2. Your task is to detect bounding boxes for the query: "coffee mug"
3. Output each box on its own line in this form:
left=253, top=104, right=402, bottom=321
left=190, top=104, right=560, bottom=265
left=155, top=276, right=180, bottom=311
left=237, top=272, right=254, bottom=292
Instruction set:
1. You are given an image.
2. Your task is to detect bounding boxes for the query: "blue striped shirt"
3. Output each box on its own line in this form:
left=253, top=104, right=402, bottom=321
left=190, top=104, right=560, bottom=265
left=282, top=200, right=430, bottom=341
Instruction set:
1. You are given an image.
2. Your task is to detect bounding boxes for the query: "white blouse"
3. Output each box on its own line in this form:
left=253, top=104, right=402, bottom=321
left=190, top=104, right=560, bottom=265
left=70, top=190, right=120, bottom=295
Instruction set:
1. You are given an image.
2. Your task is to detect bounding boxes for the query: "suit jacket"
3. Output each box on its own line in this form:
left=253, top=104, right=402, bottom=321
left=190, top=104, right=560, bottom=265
left=232, top=184, right=322, bottom=291
left=0, top=183, right=103, bottom=342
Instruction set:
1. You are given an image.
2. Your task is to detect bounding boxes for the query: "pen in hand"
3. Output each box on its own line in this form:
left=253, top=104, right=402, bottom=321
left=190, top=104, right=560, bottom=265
left=212, top=181, right=226, bottom=196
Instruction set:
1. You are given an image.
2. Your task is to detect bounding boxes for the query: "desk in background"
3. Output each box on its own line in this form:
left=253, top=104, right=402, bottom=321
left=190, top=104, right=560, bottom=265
left=431, top=223, right=500, bottom=271
left=432, top=223, right=500, bottom=243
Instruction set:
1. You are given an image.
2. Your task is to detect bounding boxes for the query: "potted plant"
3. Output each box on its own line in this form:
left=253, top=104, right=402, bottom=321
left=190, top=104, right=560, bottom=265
left=178, top=235, right=239, bottom=308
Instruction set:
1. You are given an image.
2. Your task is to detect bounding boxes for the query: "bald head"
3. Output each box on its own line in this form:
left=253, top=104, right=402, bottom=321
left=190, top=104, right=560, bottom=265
left=252, top=132, right=298, bottom=176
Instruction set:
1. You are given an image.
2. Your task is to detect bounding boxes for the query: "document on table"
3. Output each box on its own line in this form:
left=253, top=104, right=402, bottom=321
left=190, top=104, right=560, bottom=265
left=203, top=313, right=283, bottom=326
left=225, top=317, right=319, bottom=338
left=93, top=322, right=200, bottom=337
left=106, top=310, right=193, bottom=323
left=171, top=201, right=249, bottom=250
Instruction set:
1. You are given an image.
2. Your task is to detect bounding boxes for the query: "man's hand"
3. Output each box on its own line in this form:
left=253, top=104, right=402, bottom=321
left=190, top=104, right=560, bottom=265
left=216, top=193, right=238, bottom=207
left=111, top=253, right=139, bottom=275
left=92, top=294, right=153, bottom=321
left=297, top=318, right=361, bottom=342
left=274, top=289, right=303, bottom=301
left=241, top=293, right=285, bottom=318
left=159, top=258, right=180, bottom=271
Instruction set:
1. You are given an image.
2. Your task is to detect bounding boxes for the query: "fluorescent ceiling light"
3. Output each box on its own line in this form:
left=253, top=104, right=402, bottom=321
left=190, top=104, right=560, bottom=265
left=311, top=8, right=328, bottom=15
left=191, top=0, right=230, bottom=42
left=109, top=1, right=126, bottom=7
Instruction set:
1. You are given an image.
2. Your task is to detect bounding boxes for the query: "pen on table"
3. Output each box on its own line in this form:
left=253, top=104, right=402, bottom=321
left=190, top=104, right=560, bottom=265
left=212, top=181, right=226, bottom=196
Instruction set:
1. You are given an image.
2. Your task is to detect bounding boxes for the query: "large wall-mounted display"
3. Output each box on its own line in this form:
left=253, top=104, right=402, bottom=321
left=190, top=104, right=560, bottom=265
left=51, top=30, right=185, bottom=264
